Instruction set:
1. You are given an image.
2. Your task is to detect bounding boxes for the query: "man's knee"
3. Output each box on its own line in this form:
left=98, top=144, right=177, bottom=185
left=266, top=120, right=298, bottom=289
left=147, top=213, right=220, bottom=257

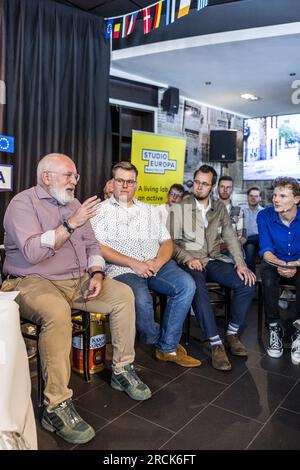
left=40, top=303, right=72, bottom=330
left=179, top=272, right=196, bottom=297
left=115, top=282, right=135, bottom=305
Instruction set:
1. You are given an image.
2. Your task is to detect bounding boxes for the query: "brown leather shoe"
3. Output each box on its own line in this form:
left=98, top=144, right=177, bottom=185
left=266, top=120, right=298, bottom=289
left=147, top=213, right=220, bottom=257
left=211, top=344, right=232, bottom=371
left=226, top=334, right=248, bottom=356
left=155, top=349, right=201, bottom=367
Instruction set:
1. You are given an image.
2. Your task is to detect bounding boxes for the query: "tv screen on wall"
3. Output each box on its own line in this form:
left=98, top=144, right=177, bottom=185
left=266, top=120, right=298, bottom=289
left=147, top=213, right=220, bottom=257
left=243, top=114, right=300, bottom=181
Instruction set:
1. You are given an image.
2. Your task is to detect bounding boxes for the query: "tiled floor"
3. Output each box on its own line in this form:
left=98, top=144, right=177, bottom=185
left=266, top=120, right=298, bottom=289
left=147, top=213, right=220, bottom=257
left=30, top=299, right=300, bottom=450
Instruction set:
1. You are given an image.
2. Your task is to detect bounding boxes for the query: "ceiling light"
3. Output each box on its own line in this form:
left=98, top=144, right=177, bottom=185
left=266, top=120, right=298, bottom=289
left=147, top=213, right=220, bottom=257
left=205, top=81, right=211, bottom=85
left=240, top=93, right=260, bottom=101
left=290, top=72, right=296, bottom=77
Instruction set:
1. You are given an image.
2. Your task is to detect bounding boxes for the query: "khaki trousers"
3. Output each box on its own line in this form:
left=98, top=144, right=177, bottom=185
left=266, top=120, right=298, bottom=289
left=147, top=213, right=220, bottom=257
left=2, top=275, right=135, bottom=409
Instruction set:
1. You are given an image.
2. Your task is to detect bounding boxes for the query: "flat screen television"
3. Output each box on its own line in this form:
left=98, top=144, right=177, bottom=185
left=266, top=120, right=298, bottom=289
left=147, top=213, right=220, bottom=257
left=243, top=113, right=300, bottom=180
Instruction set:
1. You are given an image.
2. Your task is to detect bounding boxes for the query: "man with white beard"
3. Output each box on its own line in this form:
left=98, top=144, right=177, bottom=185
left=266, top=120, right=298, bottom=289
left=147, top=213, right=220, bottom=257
left=2, top=153, right=150, bottom=446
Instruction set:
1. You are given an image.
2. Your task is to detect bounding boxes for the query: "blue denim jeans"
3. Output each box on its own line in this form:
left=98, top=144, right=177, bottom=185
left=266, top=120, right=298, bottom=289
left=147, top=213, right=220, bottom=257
left=115, top=260, right=196, bottom=353
left=183, top=260, right=255, bottom=339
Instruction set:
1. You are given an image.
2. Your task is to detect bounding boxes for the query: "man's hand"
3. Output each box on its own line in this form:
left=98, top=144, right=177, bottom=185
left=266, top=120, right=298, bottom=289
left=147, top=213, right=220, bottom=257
left=236, top=265, right=256, bottom=286
left=68, top=196, right=101, bottom=229
left=277, top=266, right=297, bottom=278
left=130, top=260, right=155, bottom=278
left=287, top=260, right=300, bottom=268
left=187, top=258, right=203, bottom=271
left=145, top=259, right=161, bottom=275
left=84, top=273, right=103, bottom=299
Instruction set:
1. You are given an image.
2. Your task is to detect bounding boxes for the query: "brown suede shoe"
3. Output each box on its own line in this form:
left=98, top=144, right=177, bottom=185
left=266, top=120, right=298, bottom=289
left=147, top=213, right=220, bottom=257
left=226, top=334, right=248, bottom=356
left=211, top=344, right=232, bottom=371
left=155, top=349, right=201, bottom=367
left=176, top=344, right=187, bottom=356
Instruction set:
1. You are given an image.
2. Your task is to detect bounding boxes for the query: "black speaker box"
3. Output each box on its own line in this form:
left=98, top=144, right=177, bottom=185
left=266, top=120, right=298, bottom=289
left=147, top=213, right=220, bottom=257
left=209, top=130, right=237, bottom=162
left=161, top=87, right=179, bottom=114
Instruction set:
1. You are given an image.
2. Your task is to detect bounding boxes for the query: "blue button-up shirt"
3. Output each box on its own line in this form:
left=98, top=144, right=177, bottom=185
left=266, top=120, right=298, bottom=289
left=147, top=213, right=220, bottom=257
left=257, top=206, right=300, bottom=262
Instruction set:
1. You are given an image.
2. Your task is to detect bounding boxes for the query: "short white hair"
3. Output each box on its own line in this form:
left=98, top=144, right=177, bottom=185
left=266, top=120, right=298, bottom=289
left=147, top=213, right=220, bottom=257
left=37, top=153, right=73, bottom=184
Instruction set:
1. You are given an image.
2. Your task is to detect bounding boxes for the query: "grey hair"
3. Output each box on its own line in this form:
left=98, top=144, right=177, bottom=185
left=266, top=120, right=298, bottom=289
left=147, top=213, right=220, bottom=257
left=37, top=153, right=72, bottom=184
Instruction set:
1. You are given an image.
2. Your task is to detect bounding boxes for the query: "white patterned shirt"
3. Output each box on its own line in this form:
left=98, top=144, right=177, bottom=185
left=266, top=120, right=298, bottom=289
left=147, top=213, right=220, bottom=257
left=91, top=196, right=171, bottom=279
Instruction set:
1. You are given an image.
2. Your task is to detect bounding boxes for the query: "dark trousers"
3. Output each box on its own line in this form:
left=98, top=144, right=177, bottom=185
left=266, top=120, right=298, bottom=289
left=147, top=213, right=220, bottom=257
left=260, top=261, right=300, bottom=325
left=244, top=234, right=260, bottom=273
left=183, top=260, right=255, bottom=339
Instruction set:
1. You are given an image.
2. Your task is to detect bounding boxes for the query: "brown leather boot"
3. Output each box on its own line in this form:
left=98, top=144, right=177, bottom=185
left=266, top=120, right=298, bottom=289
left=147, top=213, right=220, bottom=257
left=211, top=344, right=232, bottom=371
left=155, top=349, right=201, bottom=367
left=226, top=334, right=248, bottom=356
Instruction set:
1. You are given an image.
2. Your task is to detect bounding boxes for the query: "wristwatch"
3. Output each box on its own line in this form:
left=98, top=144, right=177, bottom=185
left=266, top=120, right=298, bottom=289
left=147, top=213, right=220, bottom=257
left=63, top=220, right=75, bottom=234
left=90, top=270, right=105, bottom=278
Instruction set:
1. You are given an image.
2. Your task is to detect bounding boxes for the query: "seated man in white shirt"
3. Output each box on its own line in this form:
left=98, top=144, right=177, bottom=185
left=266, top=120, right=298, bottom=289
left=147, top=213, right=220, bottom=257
left=91, top=162, right=200, bottom=368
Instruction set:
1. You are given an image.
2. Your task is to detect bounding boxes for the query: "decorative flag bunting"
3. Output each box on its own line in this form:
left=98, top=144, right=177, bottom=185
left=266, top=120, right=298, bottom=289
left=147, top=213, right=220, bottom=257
left=105, top=19, right=113, bottom=39
left=197, top=0, right=208, bottom=10
left=122, top=15, right=127, bottom=38
left=105, top=0, right=209, bottom=40
left=166, top=0, right=176, bottom=26
left=113, top=23, right=120, bottom=38
left=143, top=7, right=152, bottom=34
left=178, top=0, right=191, bottom=19
left=153, top=1, right=162, bottom=29
left=127, top=12, right=138, bottom=35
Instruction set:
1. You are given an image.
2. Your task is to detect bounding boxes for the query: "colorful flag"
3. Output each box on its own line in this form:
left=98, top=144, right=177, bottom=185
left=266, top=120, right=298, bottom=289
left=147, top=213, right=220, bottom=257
left=143, top=7, right=152, bottom=34
left=153, top=2, right=162, bottom=29
left=113, top=23, right=121, bottom=39
left=0, top=135, right=14, bottom=153
left=166, top=0, right=176, bottom=26
left=105, top=19, right=114, bottom=39
left=126, top=12, right=138, bottom=35
left=178, top=0, right=191, bottom=18
left=197, top=0, right=208, bottom=11
left=122, top=15, right=127, bottom=38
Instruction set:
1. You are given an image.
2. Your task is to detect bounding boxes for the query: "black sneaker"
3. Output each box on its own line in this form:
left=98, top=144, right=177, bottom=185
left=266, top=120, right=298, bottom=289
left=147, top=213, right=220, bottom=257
left=291, top=320, right=300, bottom=365
left=41, top=399, right=95, bottom=444
left=111, top=364, right=152, bottom=401
left=267, top=324, right=283, bottom=358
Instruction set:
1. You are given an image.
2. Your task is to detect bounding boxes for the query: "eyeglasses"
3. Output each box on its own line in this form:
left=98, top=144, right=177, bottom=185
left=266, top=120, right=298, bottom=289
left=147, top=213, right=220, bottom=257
left=114, top=177, right=136, bottom=187
left=169, top=191, right=183, bottom=198
left=45, top=171, right=80, bottom=182
left=193, top=179, right=211, bottom=187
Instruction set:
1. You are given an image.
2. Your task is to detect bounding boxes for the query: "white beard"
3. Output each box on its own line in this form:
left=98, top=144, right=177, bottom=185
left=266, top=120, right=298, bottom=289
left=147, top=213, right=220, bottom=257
left=50, top=184, right=75, bottom=205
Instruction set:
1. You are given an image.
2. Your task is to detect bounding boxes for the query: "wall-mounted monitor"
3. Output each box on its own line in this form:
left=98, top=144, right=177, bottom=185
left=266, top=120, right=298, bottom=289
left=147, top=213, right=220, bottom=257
left=243, top=114, right=300, bottom=180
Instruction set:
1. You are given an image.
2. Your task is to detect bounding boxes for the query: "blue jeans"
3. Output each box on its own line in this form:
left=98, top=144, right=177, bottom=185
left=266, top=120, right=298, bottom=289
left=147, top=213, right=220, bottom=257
left=115, top=260, right=196, bottom=353
left=183, top=260, right=255, bottom=339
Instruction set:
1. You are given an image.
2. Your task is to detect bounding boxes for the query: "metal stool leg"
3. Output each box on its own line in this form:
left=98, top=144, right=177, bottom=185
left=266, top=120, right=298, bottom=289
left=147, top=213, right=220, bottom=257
left=36, top=325, right=44, bottom=409
left=184, top=309, right=191, bottom=345
left=224, top=287, right=231, bottom=335
left=82, top=311, right=90, bottom=383
left=257, top=281, right=263, bottom=338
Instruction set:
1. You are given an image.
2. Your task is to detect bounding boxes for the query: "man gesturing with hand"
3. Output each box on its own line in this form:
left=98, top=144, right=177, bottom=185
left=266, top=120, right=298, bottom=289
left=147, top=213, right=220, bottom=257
left=2, top=153, right=151, bottom=446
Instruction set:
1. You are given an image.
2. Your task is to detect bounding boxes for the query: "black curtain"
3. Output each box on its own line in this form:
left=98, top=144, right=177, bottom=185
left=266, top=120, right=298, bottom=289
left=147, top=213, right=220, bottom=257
left=2, top=0, right=111, bottom=218
left=0, top=0, right=4, bottom=134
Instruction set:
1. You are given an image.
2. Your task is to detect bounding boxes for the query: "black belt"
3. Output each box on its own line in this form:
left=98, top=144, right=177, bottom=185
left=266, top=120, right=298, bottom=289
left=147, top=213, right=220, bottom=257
left=5, top=274, right=20, bottom=280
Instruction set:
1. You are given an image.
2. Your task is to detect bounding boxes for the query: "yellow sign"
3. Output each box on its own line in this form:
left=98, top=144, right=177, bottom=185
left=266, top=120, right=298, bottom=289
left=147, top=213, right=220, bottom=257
left=131, top=131, right=186, bottom=204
